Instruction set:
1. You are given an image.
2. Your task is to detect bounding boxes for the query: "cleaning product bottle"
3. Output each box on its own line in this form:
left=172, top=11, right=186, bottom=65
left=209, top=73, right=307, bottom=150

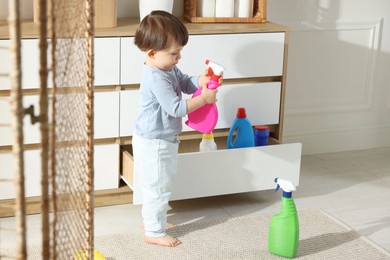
left=268, top=178, right=299, bottom=258
left=226, top=107, right=255, bottom=149
left=199, top=133, right=217, bottom=152
left=185, top=60, right=224, bottom=134
left=205, top=59, right=224, bottom=90
left=253, top=125, right=269, bottom=146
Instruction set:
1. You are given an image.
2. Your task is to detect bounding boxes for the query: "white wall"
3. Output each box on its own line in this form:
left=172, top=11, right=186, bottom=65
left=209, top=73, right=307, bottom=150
left=1, top=0, right=389, bottom=155
left=267, top=0, right=390, bottom=154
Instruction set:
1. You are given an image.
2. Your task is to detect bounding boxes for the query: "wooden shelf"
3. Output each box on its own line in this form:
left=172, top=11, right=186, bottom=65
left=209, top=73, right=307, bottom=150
left=0, top=18, right=288, bottom=40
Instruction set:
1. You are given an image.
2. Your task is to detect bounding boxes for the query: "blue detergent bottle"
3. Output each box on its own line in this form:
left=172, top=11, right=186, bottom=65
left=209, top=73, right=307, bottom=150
left=226, top=107, right=255, bottom=149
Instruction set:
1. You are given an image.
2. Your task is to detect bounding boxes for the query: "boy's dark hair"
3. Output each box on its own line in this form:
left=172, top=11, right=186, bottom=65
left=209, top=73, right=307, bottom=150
left=134, top=10, right=189, bottom=51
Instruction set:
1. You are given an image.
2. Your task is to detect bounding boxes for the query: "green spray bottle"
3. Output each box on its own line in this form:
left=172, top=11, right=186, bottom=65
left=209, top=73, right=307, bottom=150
left=268, top=178, right=299, bottom=258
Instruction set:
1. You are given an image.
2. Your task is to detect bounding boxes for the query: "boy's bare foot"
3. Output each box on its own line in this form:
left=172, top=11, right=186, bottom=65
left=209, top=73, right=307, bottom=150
left=144, top=235, right=181, bottom=247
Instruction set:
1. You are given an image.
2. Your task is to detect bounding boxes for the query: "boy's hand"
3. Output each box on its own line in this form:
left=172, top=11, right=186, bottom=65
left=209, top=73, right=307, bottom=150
left=198, top=69, right=211, bottom=87
left=200, top=84, right=217, bottom=104
left=218, top=72, right=224, bottom=85
left=198, top=69, right=224, bottom=87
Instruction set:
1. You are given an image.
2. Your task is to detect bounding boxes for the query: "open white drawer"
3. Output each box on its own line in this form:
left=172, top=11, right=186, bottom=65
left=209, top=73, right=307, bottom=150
left=121, top=142, right=301, bottom=205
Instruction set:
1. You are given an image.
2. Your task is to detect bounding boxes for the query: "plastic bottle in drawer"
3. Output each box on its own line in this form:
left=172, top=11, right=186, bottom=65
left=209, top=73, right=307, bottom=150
left=200, top=133, right=217, bottom=152
left=254, top=125, right=269, bottom=146
left=227, top=107, right=255, bottom=149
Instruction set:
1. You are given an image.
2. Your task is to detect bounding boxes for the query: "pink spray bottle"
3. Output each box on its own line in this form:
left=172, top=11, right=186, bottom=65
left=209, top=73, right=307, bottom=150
left=185, top=60, right=224, bottom=134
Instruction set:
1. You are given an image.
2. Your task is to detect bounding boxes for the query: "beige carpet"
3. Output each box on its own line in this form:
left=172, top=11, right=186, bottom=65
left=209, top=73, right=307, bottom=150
left=96, top=208, right=390, bottom=260
left=3, top=209, right=390, bottom=259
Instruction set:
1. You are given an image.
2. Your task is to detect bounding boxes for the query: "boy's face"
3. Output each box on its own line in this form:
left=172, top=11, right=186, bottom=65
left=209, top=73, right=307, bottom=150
left=149, top=42, right=183, bottom=71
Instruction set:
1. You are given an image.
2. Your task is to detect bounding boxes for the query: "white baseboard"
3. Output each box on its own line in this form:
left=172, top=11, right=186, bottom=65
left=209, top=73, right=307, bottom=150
left=284, top=125, right=390, bottom=155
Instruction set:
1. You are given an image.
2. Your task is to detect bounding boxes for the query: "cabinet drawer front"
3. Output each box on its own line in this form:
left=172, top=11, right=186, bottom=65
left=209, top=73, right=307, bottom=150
left=95, top=144, right=119, bottom=190
left=0, top=39, right=42, bottom=90
left=0, top=150, right=42, bottom=199
left=172, top=143, right=301, bottom=201
left=0, top=95, right=41, bottom=145
left=0, top=38, right=119, bottom=90
left=217, top=82, right=281, bottom=128
left=0, top=40, right=11, bottom=90
left=0, top=91, right=119, bottom=145
left=120, top=33, right=285, bottom=84
left=119, top=89, right=139, bottom=137
left=0, top=97, right=12, bottom=145
left=183, top=82, right=281, bottom=132
left=120, top=82, right=281, bottom=137
left=0, top=152, right=15, bottom=199
left=180, top=33, right=285, bottom=79
left=0, top=144, right=119, bottom=200
left=95, top=37, right=120, bottom=86
left=94, top=91, right=119, bottom=139
left=132, top=143, right=301, bottom=204
left=55, top=38, right=119, bottom=87
left=120, top=37, right=144, bottom=85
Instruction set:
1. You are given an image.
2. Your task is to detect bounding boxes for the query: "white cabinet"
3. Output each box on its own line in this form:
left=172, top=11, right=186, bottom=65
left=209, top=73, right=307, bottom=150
left=21, top=39, right=46, bottom=89
left=0, top=150, right=42, bottom=199
left=180, top=33, right=285, bottom=78
left=94, top=91, right=119, bottom=138
left=0, top=143, right=119, bottom=200
left=22, top=95, right=42, bottom=144
left=94, top=144, right=120, bottom=190
left=174, top=144, right=301, bottom=200
left=119, top=33, right=285, bottom=85
left=1, top=20, right=296, bottom=207
left=95, top=38, right=120, bottom=86
left=120, top=37, right=144, bottom=85
left=0, top=39, right=43, bottom=90
left=0, top=91, right=119, bottom=145
left=0, top=95, right=41, bottom=145
left=0, top=40, right=11, bottom=89
left=119, top=32, right=284, bottom=136
left=118, top=25, right=300, bottom=205
left=188, top=82, right=281, bottom=132
left=0, top=152, right=16, bottom=199
left=119, top=82, right=282, bottom=136
left=119, top=89, right=139, bottom=137
left=0, top=38, right=119, bottom=90
left=0, top=96, right=12, bottom=145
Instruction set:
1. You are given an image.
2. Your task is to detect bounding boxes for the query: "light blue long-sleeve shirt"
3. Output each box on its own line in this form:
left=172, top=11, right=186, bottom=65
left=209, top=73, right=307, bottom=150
left=134, top=64, right=199, bottom=142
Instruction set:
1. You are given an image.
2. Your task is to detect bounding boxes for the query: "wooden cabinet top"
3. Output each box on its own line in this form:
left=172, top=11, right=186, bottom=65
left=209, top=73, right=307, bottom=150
left=0, top=18, right=288, bottom=40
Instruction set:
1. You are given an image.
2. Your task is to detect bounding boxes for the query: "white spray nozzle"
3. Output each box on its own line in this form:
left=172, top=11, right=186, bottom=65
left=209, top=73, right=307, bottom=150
left=205, top=59, right=224, bottom=76
left=274, top=178, right=296, bottom=193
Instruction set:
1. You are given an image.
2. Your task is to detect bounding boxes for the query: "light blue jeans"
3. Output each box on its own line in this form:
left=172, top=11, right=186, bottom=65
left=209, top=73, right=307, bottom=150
left=132, top=134, right=179, bottom=238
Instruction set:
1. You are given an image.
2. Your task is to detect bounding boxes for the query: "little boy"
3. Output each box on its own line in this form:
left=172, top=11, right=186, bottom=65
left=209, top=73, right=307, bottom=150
left=132, top=11, right=219, bottom=247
